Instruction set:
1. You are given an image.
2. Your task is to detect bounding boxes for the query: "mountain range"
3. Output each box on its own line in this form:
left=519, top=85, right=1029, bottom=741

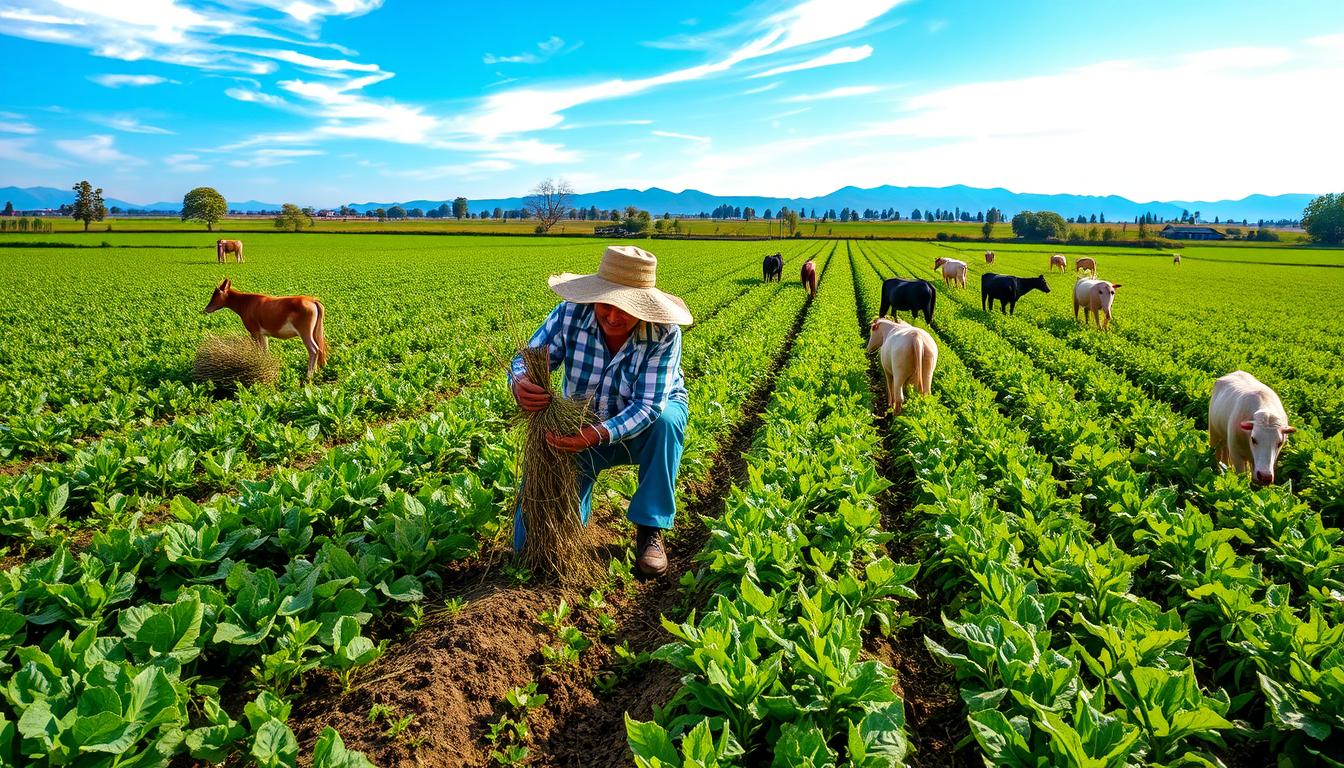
left=0, top=184, right=1315, bottom=222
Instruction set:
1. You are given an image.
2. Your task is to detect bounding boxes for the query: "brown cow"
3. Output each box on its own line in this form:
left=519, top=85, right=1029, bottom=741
left=1173, top=253, right=1182, bottom=266
left=217, top=239, right=244, bottom=263
left=1049, top=254, right=1067, bottom=272
left=203, top=278, right=328, bottom=378
left=984, top=250, right=995, bottom=264
left=1075, top=256, right=1096, bottom=275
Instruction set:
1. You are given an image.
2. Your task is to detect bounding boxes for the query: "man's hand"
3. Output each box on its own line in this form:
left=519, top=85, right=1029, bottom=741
left=546, top=424, right=609, bottom=453
left=512, top=377, right=551, bottom=412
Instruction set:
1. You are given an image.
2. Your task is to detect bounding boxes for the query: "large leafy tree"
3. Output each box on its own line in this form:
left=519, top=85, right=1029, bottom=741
left=181, top=187, right=228, bottom=231
left=1302, top=193, right=1344, bottom=245
left=1010, top=210, right=1068, bottom=240
left=71, top=180, right=107, bottom=231
left=273, top=203, right=313, bottom=232
left=452, top=196, right=468, bottom=220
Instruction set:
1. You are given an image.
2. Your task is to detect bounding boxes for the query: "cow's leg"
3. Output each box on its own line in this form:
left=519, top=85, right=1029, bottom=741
left=1074, top=301, right=1080, bottom=321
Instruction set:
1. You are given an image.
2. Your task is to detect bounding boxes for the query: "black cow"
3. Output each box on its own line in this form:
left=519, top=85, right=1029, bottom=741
left=981, top=273, right=1051, bottom=314
left=762, top=253, right=784, bottom=282
left=879, top=277, right=936, bottom=324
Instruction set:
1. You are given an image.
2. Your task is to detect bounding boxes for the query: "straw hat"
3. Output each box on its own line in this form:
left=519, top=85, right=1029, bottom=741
left=548, top=245, right=693, bottom=326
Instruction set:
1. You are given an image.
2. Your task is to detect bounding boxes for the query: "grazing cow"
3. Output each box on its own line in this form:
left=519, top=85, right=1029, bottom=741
left=1050, top=254, right=1067, bottom=272
left=933, top=257, right=968, bottom=288
left=1209, top=370, right=1296, bottom=485
left=203, top=278, right=329, bottom=378
left=879, top=277, right=937, bottom=324
left=1173, top=253, right=1182, bottom=266
left=216, top=239, right=244, bottom=263
left=762, top=253, right=784, bottom=282
left=984, top=250, right=995, bottom=264
left=980, top=273, right=1051, bottom=314
left=1075, top=256, right=1097, bottom=275
left=866, top=317, right=937, bottom=414
left=1073, top=277, right=1122, bottom=329
left=800, top=259, right=817, bottom=298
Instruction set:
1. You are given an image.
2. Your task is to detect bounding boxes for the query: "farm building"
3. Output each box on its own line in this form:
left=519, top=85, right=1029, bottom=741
left=1161, top=225, right=1225, bottom=240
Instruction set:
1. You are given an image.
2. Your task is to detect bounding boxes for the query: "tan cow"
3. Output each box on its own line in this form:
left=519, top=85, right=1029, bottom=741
left=217, top=239, right=244, bottom=263
left=1050, top=254, right=1067, bottom=272
left=1173, top=253, right=1182, bottom=266
left=933, top=257, right=968, bottom=288
left=1073, top=277, right=1121, bottom=329
left=1209, top=370, right=1295, bottom=485
left=865, top=317, right=937, bottom=414
left=984, top=250, right=995, bottom=264
left=1075, top=256, right=1096, bottom=275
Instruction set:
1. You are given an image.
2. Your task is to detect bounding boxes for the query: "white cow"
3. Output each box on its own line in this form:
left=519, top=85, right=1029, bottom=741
left=1073, top=278, right=1121, bottom=329
left=1209, top=370, right=1296, bottom=485
left=866, top=318, right=937, bottom=414
left=933, top=257, right=968, bottom=288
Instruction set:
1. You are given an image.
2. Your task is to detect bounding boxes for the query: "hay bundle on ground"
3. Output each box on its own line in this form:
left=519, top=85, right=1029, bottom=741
left=192, top=334, right=280, bottom=389
left=514, top=345, right=604, bottom=586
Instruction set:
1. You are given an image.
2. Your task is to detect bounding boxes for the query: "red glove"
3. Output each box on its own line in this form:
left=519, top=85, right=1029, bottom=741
left=512, top=378, right=552, bottom=412
left=546, top=424, right=610, bottom=453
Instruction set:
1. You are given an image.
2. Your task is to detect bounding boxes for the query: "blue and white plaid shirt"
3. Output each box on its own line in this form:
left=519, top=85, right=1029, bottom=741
left=510, top=302, right=688, bottom=443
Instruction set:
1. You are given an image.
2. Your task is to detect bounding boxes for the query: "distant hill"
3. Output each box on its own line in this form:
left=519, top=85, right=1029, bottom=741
left=350, top=184, right=1315, bottom=223
left=1, top=184, right=1315, bottom=222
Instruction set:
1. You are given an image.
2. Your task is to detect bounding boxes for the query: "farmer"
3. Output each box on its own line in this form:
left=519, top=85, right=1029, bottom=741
left=510, top=245, right=693, bottom=577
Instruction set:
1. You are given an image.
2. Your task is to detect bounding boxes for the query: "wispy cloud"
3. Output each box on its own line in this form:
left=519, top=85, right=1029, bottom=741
left=0, top=137, right=66, bottom=168
left=165, top=153, right=209, bottom=173
left=90, top=74, right=176, bottom=88
left=54, top=134, right=140, bottom=165
left=782, top=85, right=881, bottom=102
left=928, top=19, right=947, bottom=33
left=652, top=130, right=711, bottom=143
left=0, top=119, right=38, bottom=134
left=229, top=148, right=324, bottom=168
left=749, top=45, right=873, bottom=78
left=743, top=81, right=781, bottom=95
left=767, top=107, right=810, bottom=120
left=484, top=35, right=572, bottom=65
left=392, top=159, right=516, bottom=181
left=225, top=87, right=293, bottom=108
left=91, top=115, right=175, bottom=135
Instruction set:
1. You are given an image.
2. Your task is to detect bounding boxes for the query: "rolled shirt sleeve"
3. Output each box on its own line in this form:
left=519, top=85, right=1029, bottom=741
left=601, top=325, right=683, bottom=443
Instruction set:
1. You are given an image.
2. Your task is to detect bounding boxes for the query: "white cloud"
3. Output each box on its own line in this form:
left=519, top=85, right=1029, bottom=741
left=229, top=148, right=324, bottom=167
left=89, top=74, right=175, bottom=87
left=248, top=48, right=382, bottom=73
left=392, top=159, right=515, bottom=181
left=652, top=130, right=711, bottom=143
left=928, top=19, right=947, bottom=33
left=0, top=8, right=84, bottom=24
left=766, top=107, right=810, bottom=120
left=92, top=115, right=174, bottom=134
left=484, top=35, right=570, bottom=65
left=743, top=81, right=781, bottom=95
left=54, top=134, right=140, bottom=165
left=781, top=85, right=881, bottom=102
left=0, top=137, right=67, bottom=168
left=165, top=152, right=208, bottom=172
left=0, top=120, right=38, bottom=134
left=225, top=87, right=292, bottom=108
left=749, top=45, right=872, bottom=78
left=463, top=0, right=904, bottom=137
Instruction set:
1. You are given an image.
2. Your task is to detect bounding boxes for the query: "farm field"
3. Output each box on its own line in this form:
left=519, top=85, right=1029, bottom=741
left=0, top=233, right=1341, bottom=767
left=5, top=215, right=1312, bottom=242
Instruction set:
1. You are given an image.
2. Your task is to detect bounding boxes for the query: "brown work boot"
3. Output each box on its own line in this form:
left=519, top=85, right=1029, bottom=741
left=635, top=525, right=668, bottom=578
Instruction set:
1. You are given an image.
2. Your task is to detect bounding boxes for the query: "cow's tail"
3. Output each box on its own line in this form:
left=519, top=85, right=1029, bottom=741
left=315, top=300, right=329, bottom=367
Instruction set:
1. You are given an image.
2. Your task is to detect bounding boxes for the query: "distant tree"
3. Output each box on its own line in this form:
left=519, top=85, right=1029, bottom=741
left=452, top=197, right=469, bottom=220
left=1010, top=210, right=1068, bottom=240
left=180, top=187, right=227, bottom=231
left=493, top=207, right=504, bottom=220
left=763, top=208, right=772, bottom=219
left=274, top=203, right=313, bottom=232
left=109, top=206, right=122, bottom=214
left=2, top=201, right=11, bottom=216
left=408, top=207, right=424, bottom=218
left=783, top=209, right=799, bottom=236
left=1099, top=212, right=1106, bottom=224
left=1138, top=220, right=1149, bottom=239
left=70, top=180, right=107, bottom=232
left=1302, top=193, right=1344, bottom=244
left=384, top=205, right=405, bottom=219
left=981, top=221, right=994, bottom=239
left=620, top=209, right=652, bottom=234
left=924, top=210, right=934, bottom=223
left=1087, top=225, right=1100, bottom=241
left=910, top=208, right=921, bottom=221
left=525, top=178, right=574, bottom=232
left=1101, top=228, right=1115, bottom=241
left=742, top=206, right=755, bottom=221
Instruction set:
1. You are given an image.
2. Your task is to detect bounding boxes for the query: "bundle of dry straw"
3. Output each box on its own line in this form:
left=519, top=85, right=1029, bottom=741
left=192, top=334, right=280, bottom=390
left=513, top=345, right=604, bottom=585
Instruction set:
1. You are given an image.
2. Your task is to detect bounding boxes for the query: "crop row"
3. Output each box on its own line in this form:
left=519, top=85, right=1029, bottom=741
left=867, top=244, right=1342, bottom=762
left=0, top=243, right=812, bottom=551
left=0, top=243, right=821, bottom=767
left=626, top=246, right=918, bottom=766
left=853, top=244, right=1238, bottom=766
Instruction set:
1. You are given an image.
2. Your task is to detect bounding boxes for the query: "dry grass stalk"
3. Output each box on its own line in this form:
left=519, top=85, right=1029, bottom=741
left=513, top=345, right=604, bottom=586
left=192, top=334, right=280, bottom=390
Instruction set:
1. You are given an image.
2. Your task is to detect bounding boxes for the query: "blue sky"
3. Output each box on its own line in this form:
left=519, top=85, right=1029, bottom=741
left=1, top=0, right=1342, bottom=206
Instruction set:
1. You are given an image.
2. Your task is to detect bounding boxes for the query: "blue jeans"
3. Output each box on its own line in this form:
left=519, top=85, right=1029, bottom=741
left=513, top=399, right=688, bottom=552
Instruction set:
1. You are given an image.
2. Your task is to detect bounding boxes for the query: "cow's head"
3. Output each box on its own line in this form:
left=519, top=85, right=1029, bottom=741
left=203, top=278, right=231, bottom=314
left=866, top=317, right=899, bottom=353
left=934, top=257, right=946, bottom=269
left=1240, top=413, right=1296, bottom=485
left=1035, top=275, right=1052, bottom=293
